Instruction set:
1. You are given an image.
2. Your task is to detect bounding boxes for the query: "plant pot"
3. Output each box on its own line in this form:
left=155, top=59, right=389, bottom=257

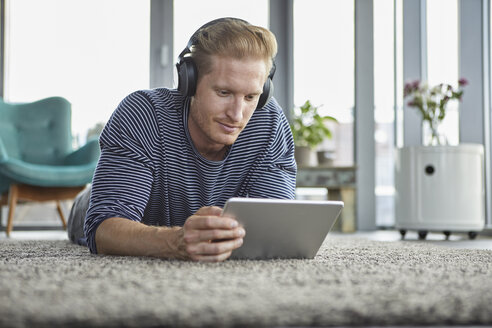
left=294, top=146, right=315, bottom=167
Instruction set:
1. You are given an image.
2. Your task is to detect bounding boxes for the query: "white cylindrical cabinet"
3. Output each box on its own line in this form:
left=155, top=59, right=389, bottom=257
left=395, top=144, right=485, bottom=239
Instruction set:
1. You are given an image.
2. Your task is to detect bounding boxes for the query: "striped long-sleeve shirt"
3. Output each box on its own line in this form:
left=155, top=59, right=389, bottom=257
left=84, top=88, right=297, bottom=254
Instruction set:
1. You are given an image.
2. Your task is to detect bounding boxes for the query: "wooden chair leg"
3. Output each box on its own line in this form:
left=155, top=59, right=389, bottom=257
left=56, top=201, right=67, bottom=230
left=0, top=193, right=6, bottom=230
left=6, top=185, right=19, bottom=237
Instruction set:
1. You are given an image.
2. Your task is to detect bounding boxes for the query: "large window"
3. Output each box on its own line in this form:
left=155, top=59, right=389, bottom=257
left=5, top=0, right=150, bottom=145
left=426, top=0, right=459, bottom=145
left=293, top=0, right=354, bottom=166
left=2, top=0, right=150, bottom=226
left=374, top=0, right=402, bottom=227
left=173, top=0, right=269, bottom=86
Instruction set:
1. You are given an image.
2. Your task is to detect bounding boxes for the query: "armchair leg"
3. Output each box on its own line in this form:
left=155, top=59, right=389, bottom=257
left=0, top=193, right=6, bottom=231
left=56, top=201, right=67, bottom=230
left=3, top=184, right=84, bottom=234
left=6, top=185, right=19, bottom=237
left=0, top=193, right=5, bottom=205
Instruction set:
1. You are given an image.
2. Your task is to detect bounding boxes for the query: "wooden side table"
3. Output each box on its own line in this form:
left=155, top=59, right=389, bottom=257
left=296, top=166, right=357, bottom=232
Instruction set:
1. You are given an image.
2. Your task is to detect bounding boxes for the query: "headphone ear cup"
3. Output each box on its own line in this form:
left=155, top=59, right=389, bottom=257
left=256, top=78, right=274, bottom=109
left=177, top=57, right=198, bottom=97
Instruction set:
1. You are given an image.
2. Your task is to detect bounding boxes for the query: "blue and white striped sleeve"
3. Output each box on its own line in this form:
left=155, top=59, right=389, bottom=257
left=84, top=91, right=161, bottom=254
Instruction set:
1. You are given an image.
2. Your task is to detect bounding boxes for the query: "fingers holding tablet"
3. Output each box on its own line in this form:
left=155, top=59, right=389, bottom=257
left=181, top=206, right=245, bottom=262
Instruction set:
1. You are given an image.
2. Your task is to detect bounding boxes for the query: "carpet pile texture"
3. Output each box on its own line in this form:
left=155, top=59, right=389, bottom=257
left=0, top=236, right=491, bottom=327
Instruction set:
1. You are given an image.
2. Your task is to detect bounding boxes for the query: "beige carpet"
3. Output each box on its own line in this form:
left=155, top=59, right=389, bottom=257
left=0, top=235, right=491, bottom=327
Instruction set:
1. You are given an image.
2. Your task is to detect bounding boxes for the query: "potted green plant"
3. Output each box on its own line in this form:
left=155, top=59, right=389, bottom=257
left=290, top=100, right=337, bottom=166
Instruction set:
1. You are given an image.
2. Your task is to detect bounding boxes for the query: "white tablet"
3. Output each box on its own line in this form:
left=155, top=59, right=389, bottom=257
left=222, top=198, right=344, bottom=260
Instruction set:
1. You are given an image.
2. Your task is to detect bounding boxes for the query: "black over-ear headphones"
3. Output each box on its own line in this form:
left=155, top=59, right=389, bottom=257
left=176, top=17, right=275, bottom=110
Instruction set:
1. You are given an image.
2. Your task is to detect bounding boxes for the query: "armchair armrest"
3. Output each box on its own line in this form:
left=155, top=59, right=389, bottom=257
left=0, top=138, right=9, bottom=164
left=64, top=138, right=100, bottom=165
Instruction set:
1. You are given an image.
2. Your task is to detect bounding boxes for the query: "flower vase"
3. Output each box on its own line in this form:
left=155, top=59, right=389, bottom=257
left=422, top=120, right=447, bottom=146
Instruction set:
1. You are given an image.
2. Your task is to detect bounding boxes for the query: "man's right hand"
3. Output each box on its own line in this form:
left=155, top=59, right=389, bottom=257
left=177, top=206, right=245, bottom=262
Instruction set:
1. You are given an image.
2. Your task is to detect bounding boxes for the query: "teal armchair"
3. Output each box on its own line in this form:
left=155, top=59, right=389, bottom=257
left=0, top=97, right=100, bottom=236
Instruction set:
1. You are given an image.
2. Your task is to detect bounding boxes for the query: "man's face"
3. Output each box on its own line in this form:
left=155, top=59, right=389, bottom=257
left=188, top=55, right=268, bottom=159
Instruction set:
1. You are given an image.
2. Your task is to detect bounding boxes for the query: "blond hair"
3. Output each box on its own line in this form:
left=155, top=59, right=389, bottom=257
left=191, top=18, right=277, bottom=79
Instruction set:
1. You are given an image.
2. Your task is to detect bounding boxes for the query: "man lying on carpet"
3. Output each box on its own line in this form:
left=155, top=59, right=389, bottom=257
left=68, top=17, right=297, bottom=262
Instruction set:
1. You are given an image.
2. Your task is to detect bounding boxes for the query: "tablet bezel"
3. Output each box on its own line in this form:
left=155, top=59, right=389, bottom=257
left=222, top=198, right=344, bottom=260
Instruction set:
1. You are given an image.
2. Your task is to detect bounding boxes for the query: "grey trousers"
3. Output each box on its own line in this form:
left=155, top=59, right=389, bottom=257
left=67, top=186, right=91, bottom=246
